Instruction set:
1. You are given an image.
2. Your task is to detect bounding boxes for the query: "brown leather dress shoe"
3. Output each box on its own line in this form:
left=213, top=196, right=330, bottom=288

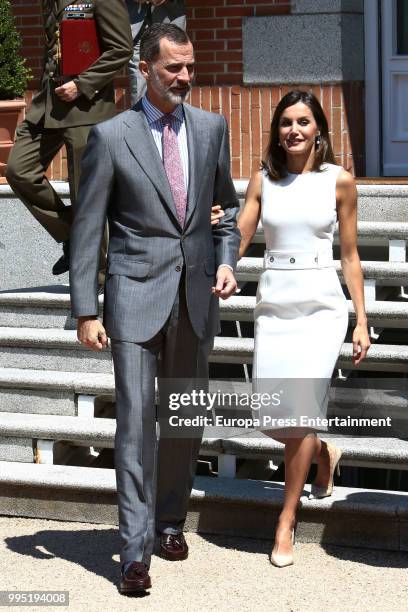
left=159, top=533, right=189, bottom=561
left=119, top=561, right=151, bottom=595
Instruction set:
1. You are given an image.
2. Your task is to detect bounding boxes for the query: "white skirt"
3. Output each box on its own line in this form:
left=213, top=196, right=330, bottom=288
left=252, top=266, right=348, bottom=431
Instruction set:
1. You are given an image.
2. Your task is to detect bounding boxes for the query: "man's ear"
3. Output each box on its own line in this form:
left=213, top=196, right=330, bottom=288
left=139, top=60, right=150, bottom=80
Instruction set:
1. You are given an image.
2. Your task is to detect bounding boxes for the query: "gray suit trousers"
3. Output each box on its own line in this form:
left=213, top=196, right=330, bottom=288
left=111, top=275, right=212, bottom=566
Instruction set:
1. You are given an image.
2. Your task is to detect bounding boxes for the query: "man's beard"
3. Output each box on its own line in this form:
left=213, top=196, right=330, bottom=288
left=150, top=67, right=191, bottom=105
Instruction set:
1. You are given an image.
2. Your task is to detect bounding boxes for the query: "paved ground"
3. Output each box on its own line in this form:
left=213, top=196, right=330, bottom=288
left=1, top=515, right=407, bottom=612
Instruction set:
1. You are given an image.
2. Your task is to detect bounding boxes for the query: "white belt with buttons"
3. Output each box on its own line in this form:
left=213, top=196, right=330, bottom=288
left=263, top=248, right=334, bottom=270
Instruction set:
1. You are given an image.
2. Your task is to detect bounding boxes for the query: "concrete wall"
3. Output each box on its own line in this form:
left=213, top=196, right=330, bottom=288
left=243, top=1, right=364, bottom=84
left=0, top=185, right=69, bottom=291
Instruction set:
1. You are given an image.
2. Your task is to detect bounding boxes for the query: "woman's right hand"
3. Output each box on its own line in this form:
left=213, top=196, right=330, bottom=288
left=352, top=323, right=371, bottom=366
left=211, top=204, right=225, bottom=225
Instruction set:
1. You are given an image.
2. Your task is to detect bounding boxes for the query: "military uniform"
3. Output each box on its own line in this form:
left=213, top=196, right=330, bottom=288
left=6, top=0, right=133, bottom=251
left=126, top=1, right=186, bottom=106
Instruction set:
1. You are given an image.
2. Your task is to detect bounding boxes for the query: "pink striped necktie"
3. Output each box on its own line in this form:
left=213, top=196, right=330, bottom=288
left=161, top=114, right=187, bottom=227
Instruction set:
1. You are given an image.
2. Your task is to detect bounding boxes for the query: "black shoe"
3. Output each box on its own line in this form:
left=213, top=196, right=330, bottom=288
left=52, top=240, right=70, bottom=275
left=159, top=533, right=189, bottom=561
left=119, top=561, right=151, bottom=595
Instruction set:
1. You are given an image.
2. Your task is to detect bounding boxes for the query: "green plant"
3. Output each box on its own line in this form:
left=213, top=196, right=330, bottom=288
left=0, top=0, right=31, bottom=99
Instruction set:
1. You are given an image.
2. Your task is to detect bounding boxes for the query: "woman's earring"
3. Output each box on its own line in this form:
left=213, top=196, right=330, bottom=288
left=315, top=133, right=321, bottom=149
left=278, top=141, right=282, bottom=147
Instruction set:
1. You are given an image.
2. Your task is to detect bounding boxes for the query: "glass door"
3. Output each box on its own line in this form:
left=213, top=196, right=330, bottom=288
left=382, top=0, right=408, bottom=175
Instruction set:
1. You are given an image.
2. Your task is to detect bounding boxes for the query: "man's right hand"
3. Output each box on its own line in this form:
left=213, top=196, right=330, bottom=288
left=55, top=80, right=80, bottom=102
left=77, top=317, right=108, bottom=351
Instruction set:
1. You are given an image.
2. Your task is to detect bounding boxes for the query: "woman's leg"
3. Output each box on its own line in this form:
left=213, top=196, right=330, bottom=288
left=265, top=431, right=319, bottom=554
left=312, top=439, right=333, bottom=488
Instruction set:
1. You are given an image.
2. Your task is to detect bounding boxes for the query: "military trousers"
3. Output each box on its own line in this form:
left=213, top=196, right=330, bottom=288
left=6, top=119, right=108, bottom=272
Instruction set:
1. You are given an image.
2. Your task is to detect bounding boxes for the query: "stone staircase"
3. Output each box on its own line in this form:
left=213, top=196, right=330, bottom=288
left=1, top=180, right=408, bottom=550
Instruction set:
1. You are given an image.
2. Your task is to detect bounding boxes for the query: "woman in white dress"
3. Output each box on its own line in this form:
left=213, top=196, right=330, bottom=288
left=238, top=91, right=370, bottom=567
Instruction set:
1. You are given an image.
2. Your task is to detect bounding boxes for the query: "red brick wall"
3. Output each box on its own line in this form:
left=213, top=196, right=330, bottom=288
left=11, top=1, right=43, bottom=87
left=188, top=0, right=290, bottom=85
left=10, top=0, right=365, bottom=178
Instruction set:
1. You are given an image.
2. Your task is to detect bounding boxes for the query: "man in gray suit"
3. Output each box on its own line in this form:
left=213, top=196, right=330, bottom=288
left=126, top=0, right=186, bottom=105
left=70, top=24, right=240, bottom=594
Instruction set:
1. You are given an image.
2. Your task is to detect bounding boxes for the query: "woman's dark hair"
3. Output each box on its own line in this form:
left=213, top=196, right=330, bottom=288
left=140, top=24, right=191, bottom=64
left=262, top=90, right=336, bottom=181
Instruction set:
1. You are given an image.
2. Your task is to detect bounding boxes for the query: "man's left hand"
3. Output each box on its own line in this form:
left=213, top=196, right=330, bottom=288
left=55, top=80, right=80, bottom=102
left=212, top=266, right=237, bottom=300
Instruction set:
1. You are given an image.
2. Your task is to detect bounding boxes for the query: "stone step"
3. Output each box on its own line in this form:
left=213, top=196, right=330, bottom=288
left=0, top=368, right=114, bottom=395
left=0, top=330, right=406, bottom=371
left=252, top=221, right=408, bottom=245
left=2, top=289, right=408, bottom=329
left=236, top=258, right=408, bottom=284
left=0, top=410, right=407, bottom=470
left=202, top=433, right=408, bottom=471
left=221, top=297, right=408, bottom=326
left=0, top=463, right=407, bottom=550
left=0, top=412, right=115, bottom=443
left=235, top=181, right=408, bottom=220
left=0, top=328, right=112, bottom=373
left=0, top=368, right=113, bottom=416
left=0, top=369, right=405, bottom=418
left=212, top=338, right=408, bottom=372
left=0, top=286, right=77, bottom=329
left=0, top=413, right=116, bottom=461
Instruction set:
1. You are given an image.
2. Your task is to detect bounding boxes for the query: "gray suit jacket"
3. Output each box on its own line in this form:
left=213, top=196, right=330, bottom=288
left=70, top=101, right=240, bottom=342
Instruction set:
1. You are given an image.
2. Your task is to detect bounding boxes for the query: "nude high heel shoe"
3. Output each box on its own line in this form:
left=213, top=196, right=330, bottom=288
left=309, top=442, right=342, bottom=500
left=270, top=528, right=295, bottom=568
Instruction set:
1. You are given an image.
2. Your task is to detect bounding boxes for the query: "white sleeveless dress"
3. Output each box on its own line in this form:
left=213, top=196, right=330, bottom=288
left=252, top=164, right=348, bottom=429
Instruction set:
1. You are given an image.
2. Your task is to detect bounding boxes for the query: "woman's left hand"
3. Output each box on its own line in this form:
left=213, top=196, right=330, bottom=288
left=352, top=324, right=371, bottom=366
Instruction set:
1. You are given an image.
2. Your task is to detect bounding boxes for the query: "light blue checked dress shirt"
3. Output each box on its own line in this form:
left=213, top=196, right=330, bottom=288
left=141, top=94, right=189, bottom=193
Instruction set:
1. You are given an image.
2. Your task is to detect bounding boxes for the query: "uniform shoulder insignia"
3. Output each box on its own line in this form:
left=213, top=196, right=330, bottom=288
left=64, top=4, right=95, bottom=11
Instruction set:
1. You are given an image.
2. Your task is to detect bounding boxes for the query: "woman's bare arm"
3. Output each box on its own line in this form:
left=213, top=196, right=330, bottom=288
left=238, top=170, right=262, bottom=259
left=337, top=169, right=370, bottom=365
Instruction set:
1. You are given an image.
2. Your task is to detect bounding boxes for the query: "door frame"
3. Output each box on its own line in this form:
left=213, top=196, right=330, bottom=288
left=381, top=0, right=408, bottom=175
left=364, top=0, right=382, bottom=176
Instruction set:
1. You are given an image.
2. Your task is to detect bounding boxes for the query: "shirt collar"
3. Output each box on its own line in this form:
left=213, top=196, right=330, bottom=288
left=142, top=94, right=184, bottom=125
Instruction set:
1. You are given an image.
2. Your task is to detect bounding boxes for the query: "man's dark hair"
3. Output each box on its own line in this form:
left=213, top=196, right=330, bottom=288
left=140, top=24, right=191, bottom=63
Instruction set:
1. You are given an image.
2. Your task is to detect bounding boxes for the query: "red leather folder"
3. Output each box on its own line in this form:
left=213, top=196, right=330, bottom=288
left=60, top=19, right=101, bottom=76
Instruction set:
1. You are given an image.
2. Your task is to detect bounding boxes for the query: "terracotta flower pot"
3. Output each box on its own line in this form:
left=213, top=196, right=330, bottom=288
left=0, top=99, right=26, bottom=183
